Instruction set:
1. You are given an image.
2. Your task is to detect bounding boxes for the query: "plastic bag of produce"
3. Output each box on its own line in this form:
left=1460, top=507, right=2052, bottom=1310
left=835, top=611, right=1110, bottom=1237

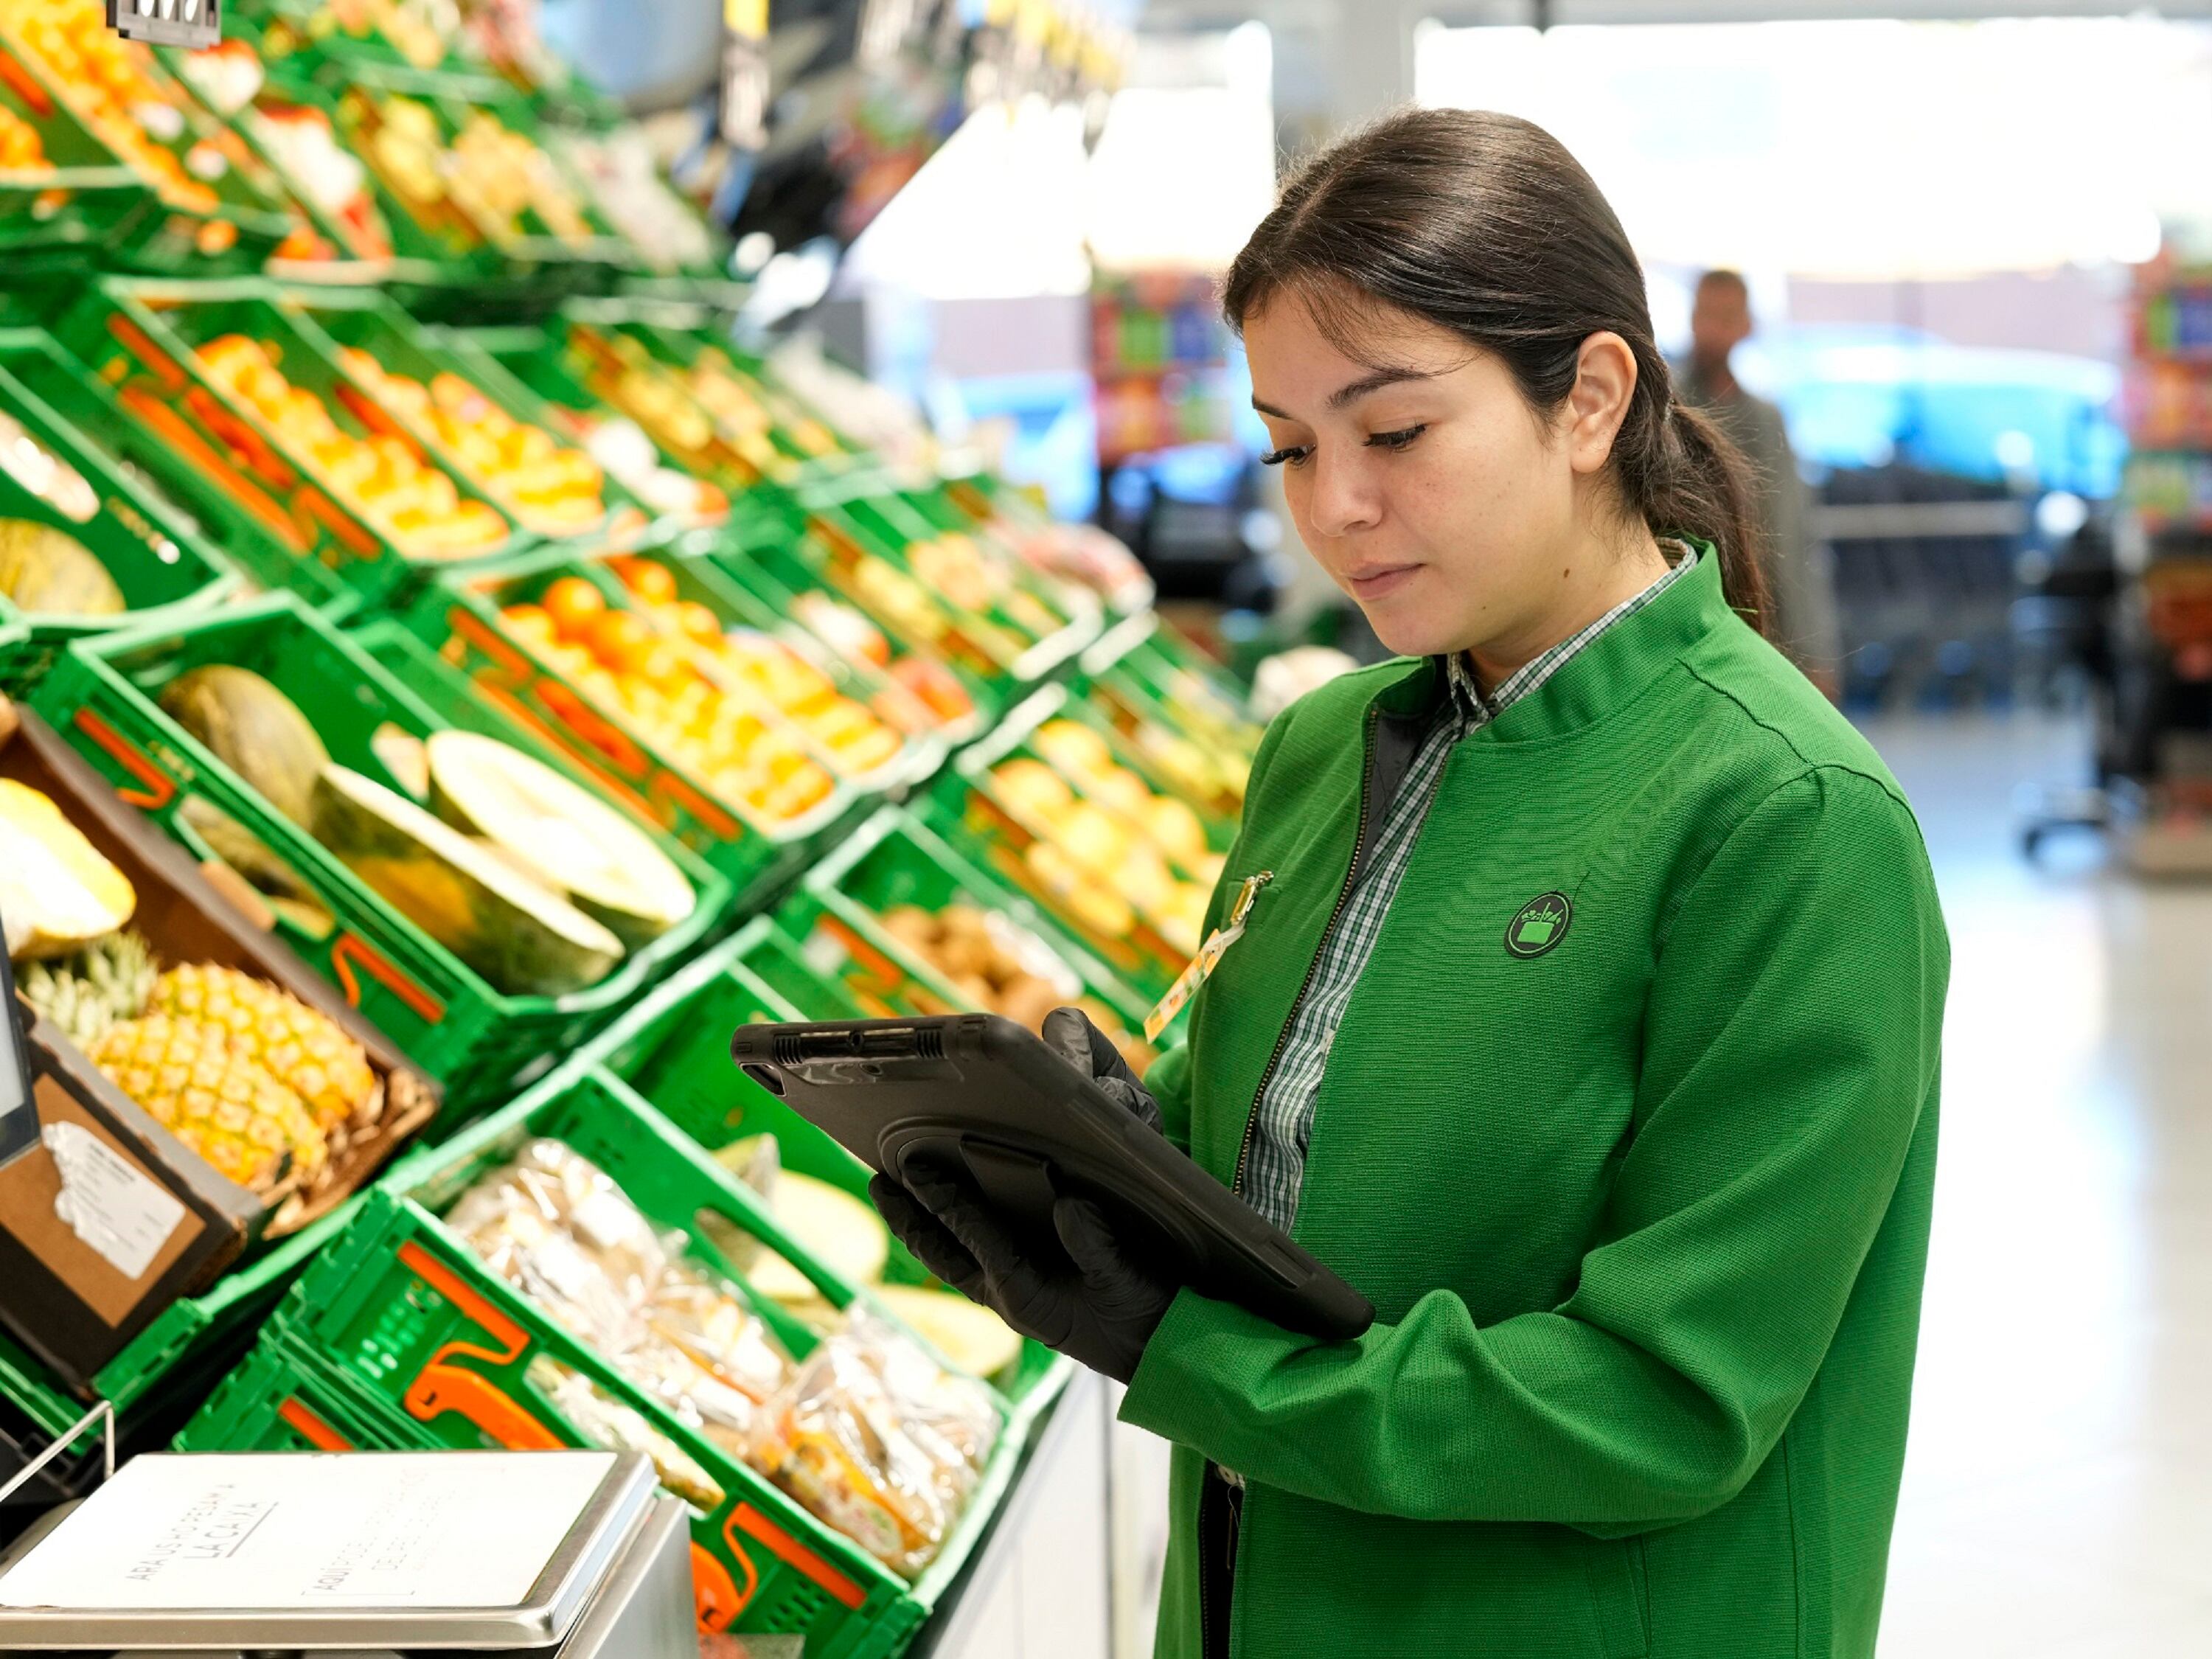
left=752, top=1310, right=1001, bottom=1579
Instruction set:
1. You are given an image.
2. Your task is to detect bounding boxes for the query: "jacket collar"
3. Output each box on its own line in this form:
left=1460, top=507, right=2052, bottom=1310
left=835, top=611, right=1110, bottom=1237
left=1365, top=540, right=1732, bottom=740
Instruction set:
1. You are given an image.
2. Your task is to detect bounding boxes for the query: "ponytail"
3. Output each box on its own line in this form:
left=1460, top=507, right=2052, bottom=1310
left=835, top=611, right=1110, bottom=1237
left=1224, top=107, right=1772, bottom=638
left=1621, top=398, right=1770, bottom=635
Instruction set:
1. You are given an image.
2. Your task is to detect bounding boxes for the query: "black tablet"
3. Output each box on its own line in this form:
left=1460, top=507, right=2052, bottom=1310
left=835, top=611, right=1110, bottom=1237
left=730, top=1014, right=1375, bottom=1343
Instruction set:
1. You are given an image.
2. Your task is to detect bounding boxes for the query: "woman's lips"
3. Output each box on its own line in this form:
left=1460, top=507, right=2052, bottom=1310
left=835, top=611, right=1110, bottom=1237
left=1346, top=564, right=1419, bottom=601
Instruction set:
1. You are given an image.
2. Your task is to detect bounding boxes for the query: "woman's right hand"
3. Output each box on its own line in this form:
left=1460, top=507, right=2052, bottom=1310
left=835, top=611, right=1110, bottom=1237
left=1042, top=1006, right=1163, bottom=1133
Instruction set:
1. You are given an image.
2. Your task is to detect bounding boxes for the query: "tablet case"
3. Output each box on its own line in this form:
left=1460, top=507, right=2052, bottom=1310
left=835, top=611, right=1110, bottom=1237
left=730, top=1014, right=1375, bottom=1342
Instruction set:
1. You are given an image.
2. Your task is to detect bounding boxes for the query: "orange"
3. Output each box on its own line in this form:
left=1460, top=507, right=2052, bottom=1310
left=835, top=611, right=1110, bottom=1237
left=542, top=576, right=606, bottom=638
left=585, top=608, right=655, bottom=673
left=612, top=558, right=678, bottom=606
left=674, top=600, right=722, bottom=646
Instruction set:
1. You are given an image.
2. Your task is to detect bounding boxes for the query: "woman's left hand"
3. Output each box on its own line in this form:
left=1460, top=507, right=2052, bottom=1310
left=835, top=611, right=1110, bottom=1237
left=869, top=1163, right=1175, bottom=1384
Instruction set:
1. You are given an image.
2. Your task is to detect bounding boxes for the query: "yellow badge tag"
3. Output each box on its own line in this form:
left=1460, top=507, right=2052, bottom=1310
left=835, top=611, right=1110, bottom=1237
left=1145, top=871, right=1272, bottom=1042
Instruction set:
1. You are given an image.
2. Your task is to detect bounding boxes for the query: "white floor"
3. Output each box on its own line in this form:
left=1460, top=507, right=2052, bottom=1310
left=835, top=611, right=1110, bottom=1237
left=1868, top=712, right=2212, bottom=1657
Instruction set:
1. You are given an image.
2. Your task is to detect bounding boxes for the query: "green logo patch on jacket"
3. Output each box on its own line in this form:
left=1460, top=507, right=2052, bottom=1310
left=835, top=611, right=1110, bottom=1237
left=1506, top=891, right=1573, bottom=959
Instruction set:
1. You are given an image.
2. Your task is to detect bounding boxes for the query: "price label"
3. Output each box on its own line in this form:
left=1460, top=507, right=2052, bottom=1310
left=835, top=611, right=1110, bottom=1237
left=105, top=0, right=221, bottom=50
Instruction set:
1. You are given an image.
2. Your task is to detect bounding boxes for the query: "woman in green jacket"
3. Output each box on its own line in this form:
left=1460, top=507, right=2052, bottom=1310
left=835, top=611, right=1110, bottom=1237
left=874, top=108, right=1948, bottom=1659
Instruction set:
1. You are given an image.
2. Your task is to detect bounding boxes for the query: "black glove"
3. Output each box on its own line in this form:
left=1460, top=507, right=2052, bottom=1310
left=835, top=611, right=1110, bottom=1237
left=869, top=1161, right=1175, bottom=1385
left=1042, top=1006, right=1162, bottom=1134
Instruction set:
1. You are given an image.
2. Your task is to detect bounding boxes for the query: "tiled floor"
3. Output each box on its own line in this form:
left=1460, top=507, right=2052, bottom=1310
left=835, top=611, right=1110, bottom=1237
left=1866, top=712, right=2212, bottom=1656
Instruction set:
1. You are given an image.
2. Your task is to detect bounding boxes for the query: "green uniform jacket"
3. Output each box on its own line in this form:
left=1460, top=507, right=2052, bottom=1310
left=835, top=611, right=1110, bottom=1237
left=1121, top=549, right=1949, bottom=1658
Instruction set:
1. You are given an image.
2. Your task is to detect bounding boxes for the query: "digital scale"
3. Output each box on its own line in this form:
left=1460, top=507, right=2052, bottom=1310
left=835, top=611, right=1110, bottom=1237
left=0, top=1450, right=698, bottom=1657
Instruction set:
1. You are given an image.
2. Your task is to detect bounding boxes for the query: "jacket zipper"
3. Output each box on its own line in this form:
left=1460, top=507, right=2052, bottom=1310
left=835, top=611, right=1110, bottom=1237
left=1230, top=703, right=1382, bottom=1201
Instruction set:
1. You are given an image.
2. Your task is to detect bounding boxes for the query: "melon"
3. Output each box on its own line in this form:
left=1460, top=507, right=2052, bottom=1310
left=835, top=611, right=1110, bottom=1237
left=873, top=1285, right=1023, bottom=1380
left=0, top=780, right=136, bottom=959
left=310, top=763, right=624, bottom=998
left=0, top=521, right=125, bottom=617
left=160, top=665, right=330, bottom=827
left=423, top=731, right=695, bottom=950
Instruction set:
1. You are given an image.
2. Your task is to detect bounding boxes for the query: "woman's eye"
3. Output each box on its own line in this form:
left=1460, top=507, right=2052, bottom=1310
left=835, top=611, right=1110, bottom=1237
left=1259, top=445, right=1313, bottom=469
left=1366, top=424, right=1428, bottom=451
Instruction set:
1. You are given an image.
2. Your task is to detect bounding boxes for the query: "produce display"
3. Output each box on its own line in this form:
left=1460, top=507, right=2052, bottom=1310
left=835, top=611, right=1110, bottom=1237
left=195, top=333, right=512, bottom=560
left=341, top=88, right=600, bottom=257
left=4, top=796, right=392, bottom=1208
left=877, top=902, right=1156, bottom=1072
left=496, top=571, right=841, bottom=823
left=447, top=1138, right=1001, bottom=1576
left=988, top=715, right=1220, bottom=958
left=335, top=347, right=609, bottom=538
left=0, top=2, right=1233, bottom=1644
left=703, top=1138, right=1023, bottom=1382
left=1, top=0, right=302, bottom=258
left=175, top=40, right=395, bottom=262
left=158, top=662, right=690, bottom=997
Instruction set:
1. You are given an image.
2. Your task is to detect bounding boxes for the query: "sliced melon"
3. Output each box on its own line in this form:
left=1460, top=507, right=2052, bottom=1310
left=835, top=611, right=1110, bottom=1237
left=160, top=665, right=330, bottom=827
left=874, top=1284, right=1023, bottom=1380
left=757, top=1171, right=889, bottom=1297
left=310, top=763, right=623, bottom=998
left=0, top=521, right=125, bottom=617
left=424, top=731, right=695, bottom=950
left=0, top=780, right=135, bottom=959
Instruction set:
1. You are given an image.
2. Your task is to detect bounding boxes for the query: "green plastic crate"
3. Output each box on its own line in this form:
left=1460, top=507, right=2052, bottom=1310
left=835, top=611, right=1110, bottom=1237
left=1075, top=611, right=1261, bottom=825
left=245, top=1068, right=1040, bottom=1655
left=153, top=34, right=409, bottom=274
left=32, top=592, right=717, bottom=1108
left=799, top=498, right=1103, bottom=691
left=51, top=277, right=533, bottom=613
left=0, top=327, right=242, bottom=689
left=927, top=684, right=1230, bottom=997
left=328, top=75, right=631, bottom=299
left=557, top=299, right=868, bottom=487
left=0, top=41, right=151, bottom=271
left=0, top=23, right=293, bottom=276
left=271, top=285, right=662, bottom=549
left=175, top=1324, right=431, bottom=1455
left=402, top=544, right=867, bottom=905
left=579, top=915, right=1071, bottom=1411
left=0, top=1190, right=364, bottom=1441
left=779, top=806, right=1158, bottom=1041
left=234, top=0, right=513, bottom=98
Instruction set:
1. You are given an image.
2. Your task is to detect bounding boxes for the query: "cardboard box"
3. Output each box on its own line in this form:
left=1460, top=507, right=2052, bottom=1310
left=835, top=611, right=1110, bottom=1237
left=0, top=700, right=437, bottom=1392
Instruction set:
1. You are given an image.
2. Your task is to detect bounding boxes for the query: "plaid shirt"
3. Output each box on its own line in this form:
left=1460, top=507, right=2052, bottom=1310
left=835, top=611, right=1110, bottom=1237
left=1238, top=550, right=1697, bottom=1235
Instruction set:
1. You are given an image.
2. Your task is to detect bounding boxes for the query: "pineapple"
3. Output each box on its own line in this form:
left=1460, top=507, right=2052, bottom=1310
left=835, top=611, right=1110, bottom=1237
left=145, top=964, right=378, bottom=1134
left=91, top=1014, right=328, bottom=1194
left=16, top=931, right=156, bottom=1049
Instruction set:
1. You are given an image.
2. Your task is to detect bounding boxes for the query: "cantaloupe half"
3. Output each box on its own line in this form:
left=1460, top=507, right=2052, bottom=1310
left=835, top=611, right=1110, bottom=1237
left=873, top=1285, right=1023, bottom=1380
left=0, top=780, right=135, bottom=959
left=310, top=763, right=623, bottom=997
left=422, top=731, right=695, bottom=950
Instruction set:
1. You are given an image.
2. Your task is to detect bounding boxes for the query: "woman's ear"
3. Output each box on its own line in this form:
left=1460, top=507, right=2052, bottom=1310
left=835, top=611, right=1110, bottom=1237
left=1563, top=331, right=1640, bottom=474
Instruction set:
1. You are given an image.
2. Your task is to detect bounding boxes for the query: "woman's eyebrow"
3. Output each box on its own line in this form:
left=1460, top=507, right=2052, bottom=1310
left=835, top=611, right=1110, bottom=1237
left=1328, top=366, right=1433, bottom=408
left=1253, top=366, right=1435, bottom=423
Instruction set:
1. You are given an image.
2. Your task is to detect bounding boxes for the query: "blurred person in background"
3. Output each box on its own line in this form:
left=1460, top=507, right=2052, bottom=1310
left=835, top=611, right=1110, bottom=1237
left=1682, top=269, right=1845, bottom=698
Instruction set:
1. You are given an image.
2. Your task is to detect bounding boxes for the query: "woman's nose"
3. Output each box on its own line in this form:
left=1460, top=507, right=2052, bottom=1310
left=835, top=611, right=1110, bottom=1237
left=1304, top=449, right=1382, bottom=539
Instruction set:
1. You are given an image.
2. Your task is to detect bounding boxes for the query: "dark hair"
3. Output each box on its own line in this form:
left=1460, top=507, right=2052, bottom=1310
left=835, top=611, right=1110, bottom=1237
left=1697, top=268, right=1750, bottom=297
left=1223, top=108, right=1769, bottom=632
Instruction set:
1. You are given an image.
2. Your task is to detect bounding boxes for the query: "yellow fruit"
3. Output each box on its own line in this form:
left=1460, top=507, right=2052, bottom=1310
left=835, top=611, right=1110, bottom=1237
left=91, top=1014, right=327, bottom=1194
left=992, top=759, right=1074, bottom=824
left=1034, top=720, right=1113, bottom=780
left=0, top=779, right=136, bottom=959
left=1144, top=796, right=1210, bottom=866
left=1088, top=767, right=1152, bottom=821
left=145, top=963, right=377, bottom=1134
left=1058, top=804, right=1128, bottom=876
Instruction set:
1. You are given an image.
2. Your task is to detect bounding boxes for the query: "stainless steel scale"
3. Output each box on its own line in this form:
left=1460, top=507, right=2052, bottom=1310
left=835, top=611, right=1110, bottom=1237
left=0, top=1450, right=694, bottom=1658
